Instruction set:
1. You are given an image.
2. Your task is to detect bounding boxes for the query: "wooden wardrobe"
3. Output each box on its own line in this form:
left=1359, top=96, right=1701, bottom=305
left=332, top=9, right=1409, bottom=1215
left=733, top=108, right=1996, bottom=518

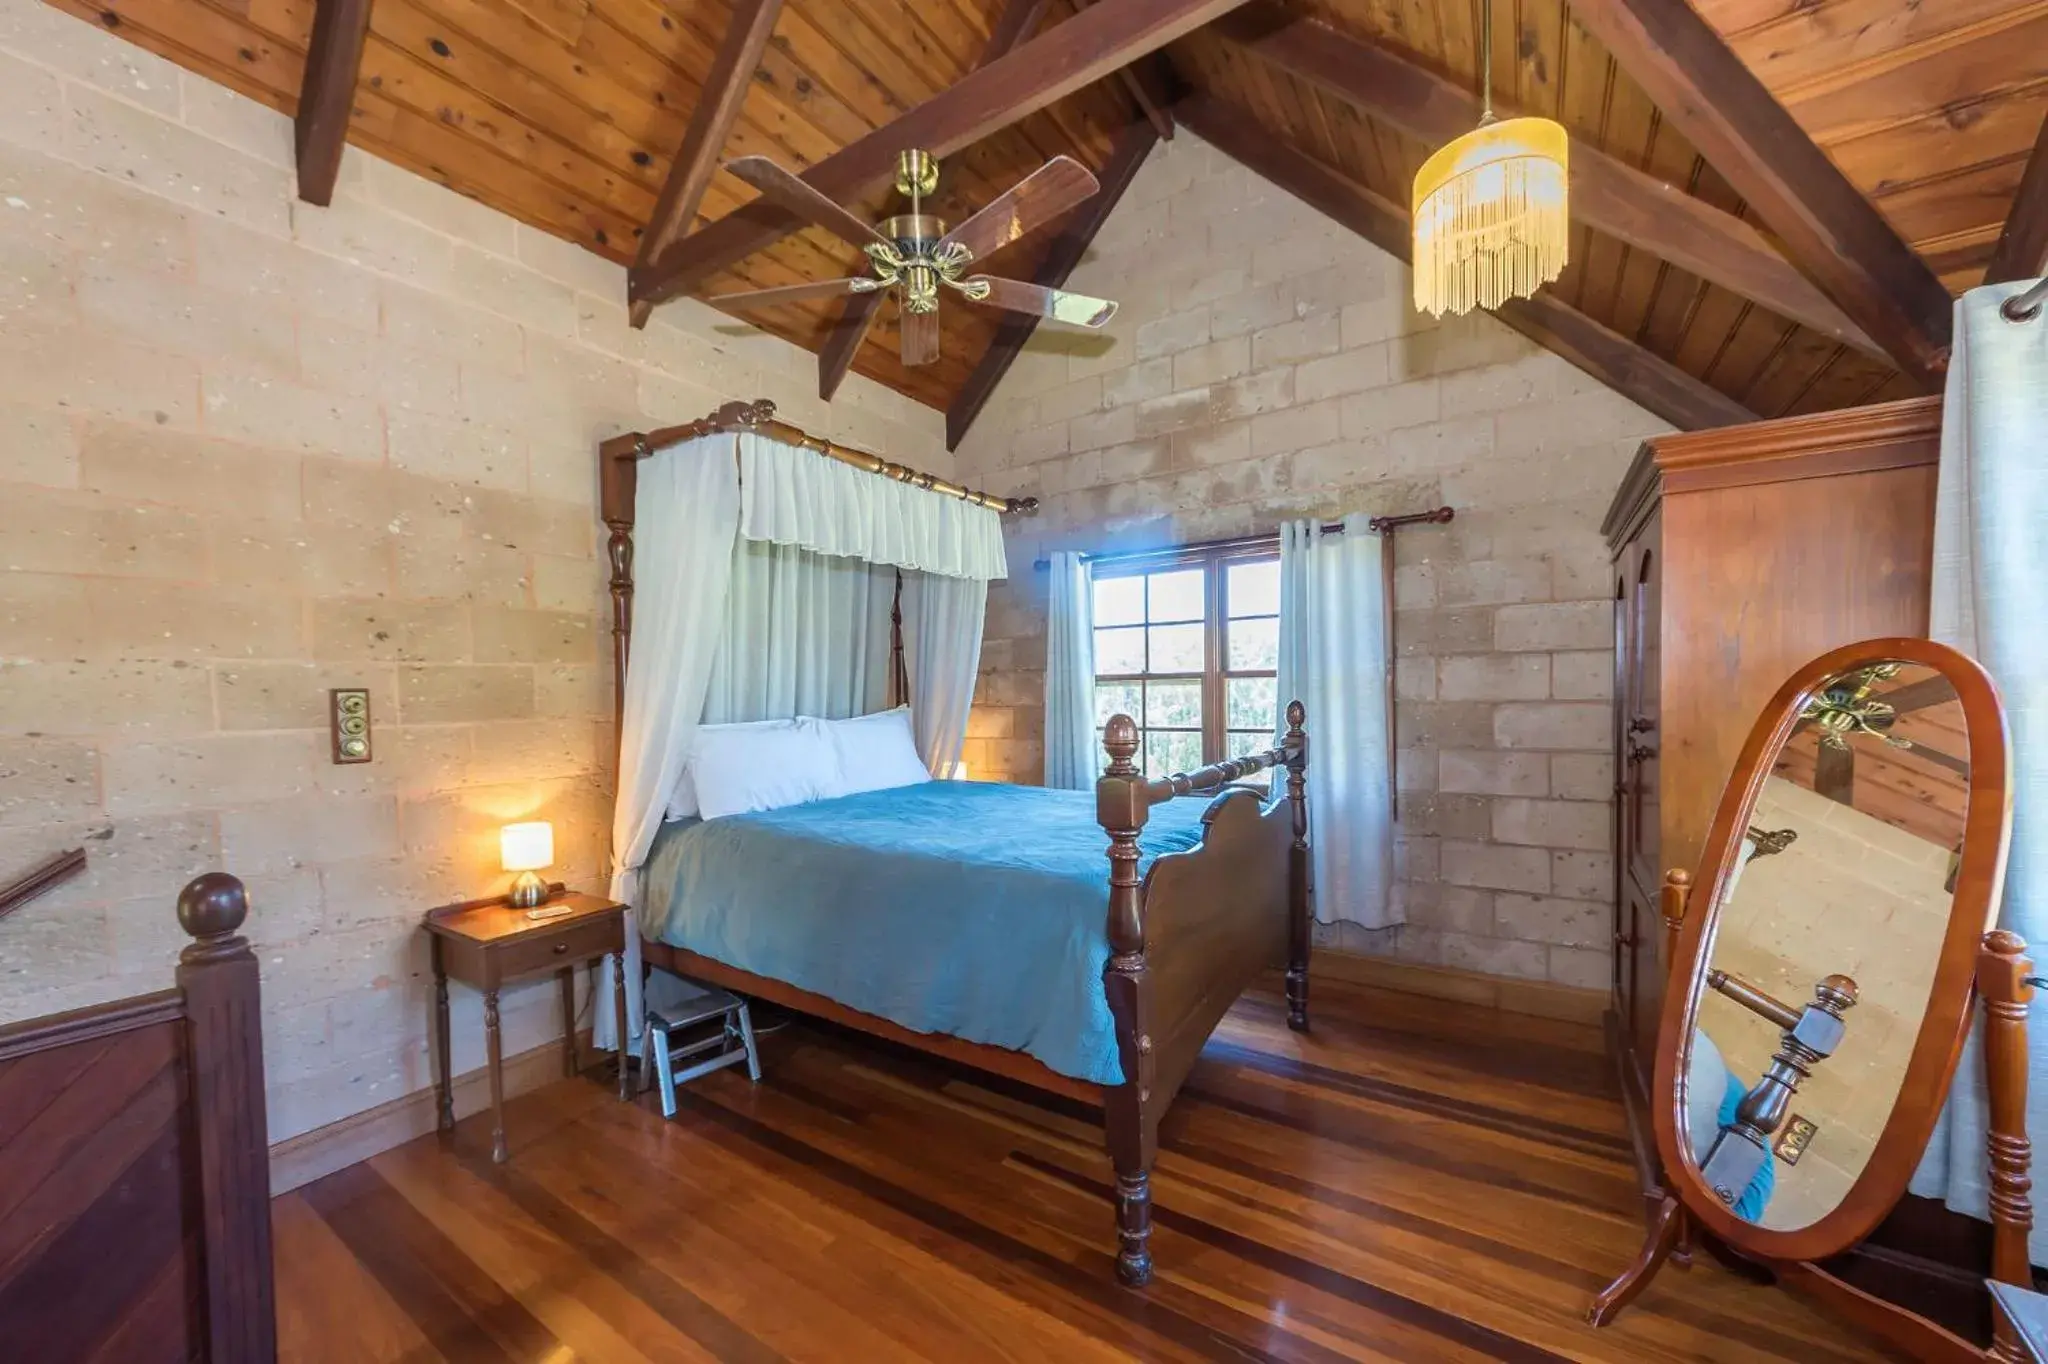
left=1601, top=394, right=1941, bottom=1214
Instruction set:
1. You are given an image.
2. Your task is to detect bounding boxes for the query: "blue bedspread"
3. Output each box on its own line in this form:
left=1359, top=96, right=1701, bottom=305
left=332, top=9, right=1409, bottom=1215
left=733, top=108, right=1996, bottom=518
left=639, top=780, right=1215, bottom=1085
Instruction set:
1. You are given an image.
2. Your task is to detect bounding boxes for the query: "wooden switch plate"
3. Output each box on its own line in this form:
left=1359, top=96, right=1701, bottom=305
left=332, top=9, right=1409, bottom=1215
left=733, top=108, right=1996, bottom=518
left=330, top=687, right=372, bottom=763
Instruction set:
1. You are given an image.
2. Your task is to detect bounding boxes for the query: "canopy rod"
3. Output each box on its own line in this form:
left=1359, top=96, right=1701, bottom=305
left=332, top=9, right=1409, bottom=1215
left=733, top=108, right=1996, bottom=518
left=1030, top=506, right=1455, bottom=570
left=616, top=397, right=1039, bottom=515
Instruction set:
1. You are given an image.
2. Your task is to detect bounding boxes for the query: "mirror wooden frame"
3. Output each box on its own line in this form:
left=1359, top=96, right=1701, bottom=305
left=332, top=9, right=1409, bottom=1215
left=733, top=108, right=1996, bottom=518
left=1591, top=637, right=2034, bottom=1362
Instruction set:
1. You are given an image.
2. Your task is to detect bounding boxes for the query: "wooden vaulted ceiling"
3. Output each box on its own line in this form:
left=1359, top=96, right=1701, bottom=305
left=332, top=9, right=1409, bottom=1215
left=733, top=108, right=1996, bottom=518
left=57, top=0, right=2048, bottom=444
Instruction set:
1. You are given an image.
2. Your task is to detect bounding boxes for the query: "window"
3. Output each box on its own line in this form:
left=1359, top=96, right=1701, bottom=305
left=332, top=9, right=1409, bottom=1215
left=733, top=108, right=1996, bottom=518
left=1092, top=548, right=1282, bottom=779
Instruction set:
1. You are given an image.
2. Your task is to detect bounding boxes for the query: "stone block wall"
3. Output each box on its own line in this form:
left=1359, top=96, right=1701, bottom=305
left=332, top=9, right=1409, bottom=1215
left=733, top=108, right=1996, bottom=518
left=953, top=133, right=1673, bottom=993
left=0, top=1, right=948, bottom=1142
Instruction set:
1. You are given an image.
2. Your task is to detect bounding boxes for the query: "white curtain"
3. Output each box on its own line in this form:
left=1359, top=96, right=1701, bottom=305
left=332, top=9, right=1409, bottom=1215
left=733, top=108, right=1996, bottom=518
left=703, top=538, right=897, bottom=724
left=602, top=433, right=742, bottom=1048
left=902, top=571, right=988, bottom=775
left=1043, top=551, right=1097, bottom=790
left=738, top=430, right=1008, bottom=580
left=1909, top=280, right=2048, bottom=1263
left=1277, top=515, right=1395, bottom=929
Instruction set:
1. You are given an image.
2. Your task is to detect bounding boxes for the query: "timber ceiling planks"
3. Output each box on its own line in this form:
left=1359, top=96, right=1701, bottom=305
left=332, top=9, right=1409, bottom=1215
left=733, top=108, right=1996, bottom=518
left=50, top=0, right=2047, bottom=434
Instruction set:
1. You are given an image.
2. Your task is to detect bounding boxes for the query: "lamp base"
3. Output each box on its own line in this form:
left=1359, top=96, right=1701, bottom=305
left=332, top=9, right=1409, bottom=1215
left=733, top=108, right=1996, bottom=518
left=508, top=870, right=549, bottom=909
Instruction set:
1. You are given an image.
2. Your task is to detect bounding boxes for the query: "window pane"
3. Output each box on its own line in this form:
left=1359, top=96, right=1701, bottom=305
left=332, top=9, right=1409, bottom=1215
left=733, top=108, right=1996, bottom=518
left=1145, top=729, right=1202, bottom=778
left=1095, top=680, right=1141, bottom=727
left=1093, top=574, right=1144, bottom=627
left=1147, top=568, right=1204, bottom=623
left=1228, top=617, right=1279, bottom=670
left=1228, top=560, right=1280, bottom=618
left=1095, top=625, right=1145, bottom=675
left=1226, top=675, right=1277, bottom=732
left=1149, top=622, right=1203, bottom=672
left=1145, top=679, right=1201, bottom=728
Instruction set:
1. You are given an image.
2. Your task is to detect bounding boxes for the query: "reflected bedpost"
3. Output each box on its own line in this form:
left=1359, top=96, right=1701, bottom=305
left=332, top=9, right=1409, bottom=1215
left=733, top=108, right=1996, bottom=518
left=1284, top=699, right=1311, bottom=1033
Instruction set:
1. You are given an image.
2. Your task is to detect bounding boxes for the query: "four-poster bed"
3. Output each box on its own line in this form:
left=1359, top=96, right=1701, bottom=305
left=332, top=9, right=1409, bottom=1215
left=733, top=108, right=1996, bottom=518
left=598, top=399, right=1313, bottom=1286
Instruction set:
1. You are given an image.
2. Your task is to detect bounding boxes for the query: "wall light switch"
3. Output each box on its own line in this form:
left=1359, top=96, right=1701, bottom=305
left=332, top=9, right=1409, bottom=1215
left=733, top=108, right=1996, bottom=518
left=330, top=688, right=372, bottom=764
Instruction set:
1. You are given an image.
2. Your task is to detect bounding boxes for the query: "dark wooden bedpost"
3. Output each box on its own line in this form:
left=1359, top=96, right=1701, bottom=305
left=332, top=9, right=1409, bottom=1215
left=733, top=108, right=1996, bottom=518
left=176, top=872, right=277, bottom=1361
left=599, top=433, right=643, bottom=733
left=1283, top=699, right=1311, bottom=1033
left=1098, top=714, right=1156, bottom=1287
left=1979, top=929, right=2036, bottom=1363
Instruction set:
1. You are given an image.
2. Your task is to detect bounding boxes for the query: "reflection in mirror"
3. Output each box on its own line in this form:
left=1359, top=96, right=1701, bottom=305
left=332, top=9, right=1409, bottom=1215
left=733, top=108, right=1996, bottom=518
left=1685, top=662, right=1969, bottom=1232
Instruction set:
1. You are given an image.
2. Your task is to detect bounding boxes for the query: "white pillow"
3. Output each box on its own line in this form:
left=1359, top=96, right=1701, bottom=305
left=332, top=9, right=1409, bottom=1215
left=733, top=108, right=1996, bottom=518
left=691, top=718, right=843, bottom=821
left=663, top=718, right=778, bottom=821
left=812, top=707, right=932, bottom=797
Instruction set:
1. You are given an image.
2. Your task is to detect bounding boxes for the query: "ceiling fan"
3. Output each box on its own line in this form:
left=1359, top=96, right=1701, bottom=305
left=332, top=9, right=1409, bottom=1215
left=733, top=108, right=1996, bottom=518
left=706, top=149, right=1120, bottom=367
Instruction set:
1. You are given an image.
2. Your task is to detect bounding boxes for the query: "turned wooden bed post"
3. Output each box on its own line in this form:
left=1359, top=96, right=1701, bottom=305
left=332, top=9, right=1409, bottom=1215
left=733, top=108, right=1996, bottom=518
left=599, top=431, right=642, bottom=731
left=1097, top=714, right=1157, bottom=1287
left=1283, top=699, right=1310, bottom=1033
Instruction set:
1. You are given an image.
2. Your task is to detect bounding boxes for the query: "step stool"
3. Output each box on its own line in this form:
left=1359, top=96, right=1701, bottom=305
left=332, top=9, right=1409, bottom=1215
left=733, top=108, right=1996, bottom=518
left=640, top=982, right=761, bottom=1119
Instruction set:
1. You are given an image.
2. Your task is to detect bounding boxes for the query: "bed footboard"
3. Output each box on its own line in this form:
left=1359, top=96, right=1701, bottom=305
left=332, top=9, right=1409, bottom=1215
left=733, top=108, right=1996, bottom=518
left=1095, top=702, right=1309, bottom=1286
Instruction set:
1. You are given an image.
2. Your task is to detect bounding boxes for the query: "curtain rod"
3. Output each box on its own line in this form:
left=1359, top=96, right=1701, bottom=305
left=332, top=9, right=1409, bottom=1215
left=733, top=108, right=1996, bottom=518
left=1032, top=506, right=1454, bottom=570
left=616, top=398, right=1039, bottom=516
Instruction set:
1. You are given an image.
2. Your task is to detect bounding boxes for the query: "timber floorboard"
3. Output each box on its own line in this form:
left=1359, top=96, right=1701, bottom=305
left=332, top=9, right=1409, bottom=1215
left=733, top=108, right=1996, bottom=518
left=274, top=977, right=1900, bottom=1361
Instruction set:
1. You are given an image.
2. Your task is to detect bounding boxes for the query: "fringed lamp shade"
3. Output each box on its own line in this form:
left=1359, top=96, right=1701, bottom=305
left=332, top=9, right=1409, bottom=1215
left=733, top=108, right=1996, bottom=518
left=1411, top=116, right=1570, bottom=317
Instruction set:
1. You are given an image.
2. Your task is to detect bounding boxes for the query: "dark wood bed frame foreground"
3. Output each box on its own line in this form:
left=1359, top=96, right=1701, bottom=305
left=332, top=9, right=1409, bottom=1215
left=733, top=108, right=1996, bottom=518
left=599, top=404, right=1313, bottom=1286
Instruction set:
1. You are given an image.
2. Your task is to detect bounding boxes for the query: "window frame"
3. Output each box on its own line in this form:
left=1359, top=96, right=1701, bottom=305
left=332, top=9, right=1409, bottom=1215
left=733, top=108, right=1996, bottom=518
left=1090, top=541, right=1281, bottom=777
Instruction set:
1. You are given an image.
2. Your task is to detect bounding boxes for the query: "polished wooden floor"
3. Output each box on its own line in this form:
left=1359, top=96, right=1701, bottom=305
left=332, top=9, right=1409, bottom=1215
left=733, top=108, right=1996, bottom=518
left=274, top=979, right=1890, bottom=1362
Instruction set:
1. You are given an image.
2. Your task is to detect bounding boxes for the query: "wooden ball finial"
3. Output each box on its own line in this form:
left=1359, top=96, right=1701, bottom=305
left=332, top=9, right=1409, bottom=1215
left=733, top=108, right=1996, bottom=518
left=1285, top=699, right=1305, bottom=731
left=1818, top=973, right=1860, bottom=1009
left=1104, top=713, right=1139, bottom=763
left=177, top=872, right=248, bottom=941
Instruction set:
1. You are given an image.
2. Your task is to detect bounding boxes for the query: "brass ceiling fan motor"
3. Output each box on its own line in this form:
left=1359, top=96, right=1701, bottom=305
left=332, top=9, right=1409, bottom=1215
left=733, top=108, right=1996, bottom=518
left=707, top=145, right=1120, bottom=366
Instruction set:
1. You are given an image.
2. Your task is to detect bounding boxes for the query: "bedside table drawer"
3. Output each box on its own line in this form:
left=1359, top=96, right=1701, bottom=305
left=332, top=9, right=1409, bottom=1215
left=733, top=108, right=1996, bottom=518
left=494, top=913, right=623, bottom=982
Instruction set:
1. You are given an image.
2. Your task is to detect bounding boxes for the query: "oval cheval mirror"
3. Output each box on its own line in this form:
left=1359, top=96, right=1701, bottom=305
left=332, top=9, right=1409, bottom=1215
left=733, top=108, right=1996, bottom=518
left=1591, top=638, right=2036, bottom=1363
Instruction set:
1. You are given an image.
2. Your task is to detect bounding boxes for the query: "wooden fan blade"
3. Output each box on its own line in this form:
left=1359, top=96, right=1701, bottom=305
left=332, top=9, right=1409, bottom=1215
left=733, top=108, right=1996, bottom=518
left=938, top=156, right=1101, bottom=266
left=724, top=156, right=891, bottom=253
left=963, top=276, right=1118, bottom=328
left=707, top=278, right=870, bottom=309
left=899, top=304, right=940, bottom=367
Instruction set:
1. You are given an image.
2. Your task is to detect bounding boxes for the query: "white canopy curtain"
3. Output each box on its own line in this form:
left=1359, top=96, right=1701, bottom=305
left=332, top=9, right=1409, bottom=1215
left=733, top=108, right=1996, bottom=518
left=1277, top=515, right=1396, bottom=930
left=600, top=427, right=1005, bottom=1050
left=1043, top=551, right=1097, bottom=790
left=1909, top=280, right=2048, bottom=1263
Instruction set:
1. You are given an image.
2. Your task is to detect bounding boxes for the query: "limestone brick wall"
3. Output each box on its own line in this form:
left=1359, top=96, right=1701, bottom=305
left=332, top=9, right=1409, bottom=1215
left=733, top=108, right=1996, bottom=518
left=953, top=133, right=1673, bottom=992
left=0, top=0, right=948, bottom=1142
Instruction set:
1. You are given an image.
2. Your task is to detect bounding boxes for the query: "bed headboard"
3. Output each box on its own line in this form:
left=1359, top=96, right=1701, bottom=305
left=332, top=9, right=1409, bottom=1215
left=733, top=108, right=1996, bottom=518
left=0, top=873, right=276, bottom=1360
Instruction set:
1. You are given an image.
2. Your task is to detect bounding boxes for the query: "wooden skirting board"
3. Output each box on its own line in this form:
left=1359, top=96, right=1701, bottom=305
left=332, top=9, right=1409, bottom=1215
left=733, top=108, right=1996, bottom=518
left=1312, top=948, right=1607, bottom=1026
left=268, top=1029, right=593, bottom=1194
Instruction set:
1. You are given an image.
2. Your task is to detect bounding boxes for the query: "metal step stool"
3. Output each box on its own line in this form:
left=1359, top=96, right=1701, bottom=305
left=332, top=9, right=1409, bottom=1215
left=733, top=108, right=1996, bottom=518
left=639, top=982, right=761, bottom=1119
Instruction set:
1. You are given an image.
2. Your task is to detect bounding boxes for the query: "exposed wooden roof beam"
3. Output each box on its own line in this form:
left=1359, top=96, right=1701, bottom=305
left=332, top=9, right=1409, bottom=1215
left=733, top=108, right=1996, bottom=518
left=821, top=0, right=1050, bottom=401
left=946, top=119, right=1160, bottom=450
left=1073, top=0, right=1176, bottom=141
left=294, top=0, right=372, bottom=206
left=1211, top=2, right=1878, bottom=360
left=1567, top=0, right=1951, bottom=387
left=630, top=0, right=786, bottom=329
left=1986, top=114, right=2048, bottom=286
left=628, top=0, right=1250, bottom=313
left=1174, top=94, right=1754, bottom=433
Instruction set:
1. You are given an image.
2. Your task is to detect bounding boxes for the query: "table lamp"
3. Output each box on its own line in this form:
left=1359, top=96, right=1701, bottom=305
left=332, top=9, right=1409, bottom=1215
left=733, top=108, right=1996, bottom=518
left=501, top=821, right=553, bottom=908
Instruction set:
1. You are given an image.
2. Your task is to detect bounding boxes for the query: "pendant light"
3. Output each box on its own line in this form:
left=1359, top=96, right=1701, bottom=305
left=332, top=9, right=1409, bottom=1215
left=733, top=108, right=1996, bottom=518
left=1411, top=0, right=1570, bottom=316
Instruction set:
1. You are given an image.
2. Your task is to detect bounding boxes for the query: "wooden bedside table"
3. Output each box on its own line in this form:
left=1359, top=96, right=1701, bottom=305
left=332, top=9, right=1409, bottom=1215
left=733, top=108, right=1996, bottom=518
left=424, top=889, right=630, bottom=1163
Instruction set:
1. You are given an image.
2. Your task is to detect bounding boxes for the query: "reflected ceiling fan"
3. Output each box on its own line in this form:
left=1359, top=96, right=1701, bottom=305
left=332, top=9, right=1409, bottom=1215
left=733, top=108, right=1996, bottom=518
left=706, top=149, right=1120, bottom=367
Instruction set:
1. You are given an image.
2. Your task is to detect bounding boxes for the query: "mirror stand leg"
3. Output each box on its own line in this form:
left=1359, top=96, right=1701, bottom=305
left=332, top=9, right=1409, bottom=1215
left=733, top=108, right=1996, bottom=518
left=1671, top=1203, right=1695, bottom=1270
left=1588, top=1194, right=1683, bottom=1326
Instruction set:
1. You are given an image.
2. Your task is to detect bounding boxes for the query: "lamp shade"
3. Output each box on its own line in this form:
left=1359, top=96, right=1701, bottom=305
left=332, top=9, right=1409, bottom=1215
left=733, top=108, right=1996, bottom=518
left=1412, top=116, right=1569, bottom=317
left=500, top=821, right=554, bottom=873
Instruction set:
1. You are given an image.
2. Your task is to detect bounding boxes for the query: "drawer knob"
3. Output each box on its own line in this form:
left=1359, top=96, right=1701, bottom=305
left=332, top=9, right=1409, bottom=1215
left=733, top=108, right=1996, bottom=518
left=552, top=942, right=569, bottom=955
